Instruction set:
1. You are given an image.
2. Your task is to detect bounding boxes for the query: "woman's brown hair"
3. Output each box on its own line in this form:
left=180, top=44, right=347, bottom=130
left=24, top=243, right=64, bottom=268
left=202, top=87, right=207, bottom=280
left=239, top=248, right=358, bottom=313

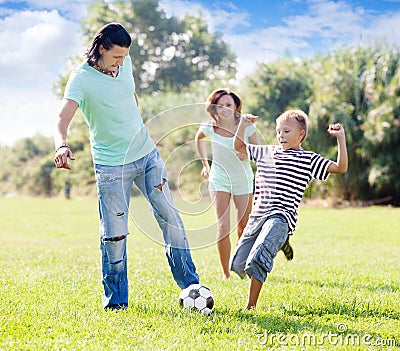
left=206, top=88, right=242, bottom=123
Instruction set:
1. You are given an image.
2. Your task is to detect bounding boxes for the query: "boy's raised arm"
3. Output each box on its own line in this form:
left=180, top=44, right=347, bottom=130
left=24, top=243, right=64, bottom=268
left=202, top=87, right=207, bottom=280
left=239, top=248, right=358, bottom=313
left=234, top=114, right=258, bottom=154
left=327, top=123, right=348, bottom=174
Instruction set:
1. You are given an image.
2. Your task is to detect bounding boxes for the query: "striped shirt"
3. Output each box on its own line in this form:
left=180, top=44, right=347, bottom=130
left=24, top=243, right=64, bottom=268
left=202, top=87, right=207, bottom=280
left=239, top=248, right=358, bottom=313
left=247, top=144, right=331, bottom=234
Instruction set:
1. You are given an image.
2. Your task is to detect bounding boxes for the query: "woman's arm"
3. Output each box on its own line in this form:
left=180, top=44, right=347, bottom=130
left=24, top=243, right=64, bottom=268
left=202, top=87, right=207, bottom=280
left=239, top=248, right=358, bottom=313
left=195, top=129, right=210, bottom=179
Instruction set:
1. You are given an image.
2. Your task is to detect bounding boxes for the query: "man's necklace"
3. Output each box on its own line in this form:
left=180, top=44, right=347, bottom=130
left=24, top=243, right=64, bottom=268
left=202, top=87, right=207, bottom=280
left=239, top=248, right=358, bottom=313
left=94, top=65, right=117, bottom=77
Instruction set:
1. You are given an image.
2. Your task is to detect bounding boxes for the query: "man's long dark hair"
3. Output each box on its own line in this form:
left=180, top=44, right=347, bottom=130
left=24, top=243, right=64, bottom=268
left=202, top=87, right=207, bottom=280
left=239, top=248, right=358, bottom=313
left=86, top=22, right=132, bottom=66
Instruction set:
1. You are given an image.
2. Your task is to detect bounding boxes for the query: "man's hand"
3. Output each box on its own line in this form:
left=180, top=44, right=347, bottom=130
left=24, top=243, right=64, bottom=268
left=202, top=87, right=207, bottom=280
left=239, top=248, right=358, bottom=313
left=54, top=147, right=75, bottom=170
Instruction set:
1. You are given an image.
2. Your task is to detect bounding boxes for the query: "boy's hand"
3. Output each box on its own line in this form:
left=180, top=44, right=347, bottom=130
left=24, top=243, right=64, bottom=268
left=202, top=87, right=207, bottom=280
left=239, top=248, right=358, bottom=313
left=241, top=114, right=259, bottom=125
left=327, top=123, right=345, bottom=138
left=236, top=151, right=248, bottom=161
left=326, top=123, right=348, bottom=174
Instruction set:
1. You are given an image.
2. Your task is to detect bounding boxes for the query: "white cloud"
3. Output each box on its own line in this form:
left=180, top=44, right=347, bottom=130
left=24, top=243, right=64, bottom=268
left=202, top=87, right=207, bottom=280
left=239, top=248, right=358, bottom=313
left=201, top=2, right=251, bottom=33
left=0, top=9, right=84, bottom=145
left=160, top=0, right=370, bottom=78
left=3, top=0, right=89, bottom=19
left=284, top=1, right=362, bottom=38
left=0, top=10, right=84, bottom=88
left=161, top=0, right=251, bottom=33
left=363, top=11, right=400, bottom=43
left=160, top=0, right=204, bottom=18
left=0, top=91, right=63, bottom=146
left=223, top=0, right=400, bottom=78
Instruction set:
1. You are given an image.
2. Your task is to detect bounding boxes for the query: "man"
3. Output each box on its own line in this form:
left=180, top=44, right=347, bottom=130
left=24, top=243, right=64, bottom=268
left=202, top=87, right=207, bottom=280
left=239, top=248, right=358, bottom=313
left=54, top=22, right=199, bottom=310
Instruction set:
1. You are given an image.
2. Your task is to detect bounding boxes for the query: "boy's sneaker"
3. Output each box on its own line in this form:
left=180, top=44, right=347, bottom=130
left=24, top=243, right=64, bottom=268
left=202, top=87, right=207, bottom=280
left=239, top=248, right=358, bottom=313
left=281, top=238, right=293, bottom=261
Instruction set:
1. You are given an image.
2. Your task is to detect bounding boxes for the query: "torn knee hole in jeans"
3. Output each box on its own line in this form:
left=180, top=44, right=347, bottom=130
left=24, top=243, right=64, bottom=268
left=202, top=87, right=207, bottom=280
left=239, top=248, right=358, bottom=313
left=103, top=236, right=126, bottom=266
left=103, top=235, right=126, bottom=242
left=154, top=178, right=167, bottom=191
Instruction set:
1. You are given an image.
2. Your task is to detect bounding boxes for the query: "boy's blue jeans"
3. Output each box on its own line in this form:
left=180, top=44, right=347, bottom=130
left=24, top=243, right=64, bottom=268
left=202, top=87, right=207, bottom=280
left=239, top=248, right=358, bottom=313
left=230, top=214, right=289, bottom=283
left=95, top=148, right=199, bottom=309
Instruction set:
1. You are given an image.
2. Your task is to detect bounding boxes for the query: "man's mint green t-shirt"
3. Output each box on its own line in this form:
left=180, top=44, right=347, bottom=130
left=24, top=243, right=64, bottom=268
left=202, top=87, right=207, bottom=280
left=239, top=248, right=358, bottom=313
left=64, top=55, right=155, bottom=166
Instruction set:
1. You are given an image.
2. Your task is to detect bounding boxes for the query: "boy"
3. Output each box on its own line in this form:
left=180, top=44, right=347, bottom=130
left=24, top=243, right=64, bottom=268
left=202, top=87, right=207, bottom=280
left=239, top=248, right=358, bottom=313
left=230, top=110, right=348, bottom=310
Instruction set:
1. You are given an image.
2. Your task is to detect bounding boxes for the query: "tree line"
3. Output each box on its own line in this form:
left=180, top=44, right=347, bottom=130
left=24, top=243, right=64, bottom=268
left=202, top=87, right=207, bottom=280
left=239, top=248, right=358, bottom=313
left=0, top=0, right=399, bottom=206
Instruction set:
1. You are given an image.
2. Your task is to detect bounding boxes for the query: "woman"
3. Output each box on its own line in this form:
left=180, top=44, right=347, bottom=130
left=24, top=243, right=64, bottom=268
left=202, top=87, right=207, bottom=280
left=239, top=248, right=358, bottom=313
left=195, top=88, right=258, bottom=279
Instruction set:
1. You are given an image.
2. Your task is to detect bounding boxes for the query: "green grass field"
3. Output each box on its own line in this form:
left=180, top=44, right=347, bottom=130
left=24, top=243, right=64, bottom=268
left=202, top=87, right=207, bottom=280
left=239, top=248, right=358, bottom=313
left=0, top=197, right=399, bottom=350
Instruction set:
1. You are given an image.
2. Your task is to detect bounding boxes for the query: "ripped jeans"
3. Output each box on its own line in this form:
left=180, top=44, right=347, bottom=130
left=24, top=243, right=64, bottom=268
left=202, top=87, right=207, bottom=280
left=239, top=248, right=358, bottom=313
left=95, top=147, right=199, bottom=309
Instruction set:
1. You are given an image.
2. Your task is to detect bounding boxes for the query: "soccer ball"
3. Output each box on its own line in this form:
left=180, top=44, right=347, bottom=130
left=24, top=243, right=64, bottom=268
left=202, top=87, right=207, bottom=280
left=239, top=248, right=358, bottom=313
left=179, top=284, right=214, bottom=315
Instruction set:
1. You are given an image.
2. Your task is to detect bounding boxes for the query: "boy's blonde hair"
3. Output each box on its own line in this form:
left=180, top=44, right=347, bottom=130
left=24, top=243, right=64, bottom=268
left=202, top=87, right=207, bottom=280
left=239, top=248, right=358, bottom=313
left=276, top=109, right=308, bottom=142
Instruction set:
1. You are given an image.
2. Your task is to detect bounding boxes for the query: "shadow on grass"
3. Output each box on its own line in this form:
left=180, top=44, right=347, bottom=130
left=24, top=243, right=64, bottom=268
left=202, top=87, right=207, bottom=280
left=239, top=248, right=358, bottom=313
left=216, top=308, right=340, bottom=334
left=213, top=308, right=400, bottom=348
left=269, top=276, right=400, bottom=320
left=272, top=275, right=399, bottom=294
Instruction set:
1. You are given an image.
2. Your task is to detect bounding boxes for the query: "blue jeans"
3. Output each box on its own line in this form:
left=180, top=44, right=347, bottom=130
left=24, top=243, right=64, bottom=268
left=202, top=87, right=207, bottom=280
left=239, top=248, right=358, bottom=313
left=95, top=148, right=199, bottom=308
left=230, top=214, right=289, bottom=283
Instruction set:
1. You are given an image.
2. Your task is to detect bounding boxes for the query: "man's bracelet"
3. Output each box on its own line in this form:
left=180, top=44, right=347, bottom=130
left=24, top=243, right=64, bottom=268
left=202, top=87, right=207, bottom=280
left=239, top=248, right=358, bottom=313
left=56, top=144, right=70, bottom=152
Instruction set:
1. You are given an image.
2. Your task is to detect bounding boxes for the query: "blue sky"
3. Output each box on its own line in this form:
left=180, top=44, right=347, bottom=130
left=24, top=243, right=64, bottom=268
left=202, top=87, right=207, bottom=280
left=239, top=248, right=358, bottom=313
left=1, top=0, right=400, bottom=145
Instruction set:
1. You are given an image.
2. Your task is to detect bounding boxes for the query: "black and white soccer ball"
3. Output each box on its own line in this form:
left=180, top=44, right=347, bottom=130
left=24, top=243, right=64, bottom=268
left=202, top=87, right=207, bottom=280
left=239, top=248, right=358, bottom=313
left=179, top=284, right=214, bottom=315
